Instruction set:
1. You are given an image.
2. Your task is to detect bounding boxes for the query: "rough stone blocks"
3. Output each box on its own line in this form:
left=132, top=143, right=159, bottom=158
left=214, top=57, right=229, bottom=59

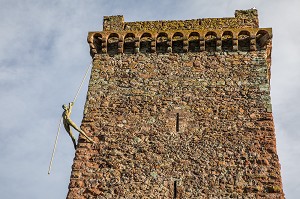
left=67, top=9, right=284, bottom=198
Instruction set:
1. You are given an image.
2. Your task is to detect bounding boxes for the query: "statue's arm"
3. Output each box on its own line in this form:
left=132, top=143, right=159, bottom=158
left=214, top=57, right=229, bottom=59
left=68, top=102, right=74, bottom=112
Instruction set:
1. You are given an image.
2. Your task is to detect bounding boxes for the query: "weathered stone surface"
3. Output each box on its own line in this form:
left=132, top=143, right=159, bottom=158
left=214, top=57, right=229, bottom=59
left=67, top=9, right=284, bottom=199
left=103, top=9, right=259, bottom=31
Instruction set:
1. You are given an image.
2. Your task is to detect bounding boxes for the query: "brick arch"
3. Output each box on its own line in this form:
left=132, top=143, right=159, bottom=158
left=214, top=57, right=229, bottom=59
left=140, top=32, right=152, bottom=53
left=92, top=33, right=103, bottom=54
left=238, top=30, right=251, bottom=51
left=205, top=31, right=217, bottom=52
left=188, top=32, right=200, bottom=52
left=256, top=30, right=270, bottom=50
left=156, top=32, right=168, bottom=53
left=172, top=32, right=184, bottom=53
left=222, top=31, right=233, bottom=52
left=107, top=33, right=120, bottom=55
left=124, top=33, right=136, bottom=54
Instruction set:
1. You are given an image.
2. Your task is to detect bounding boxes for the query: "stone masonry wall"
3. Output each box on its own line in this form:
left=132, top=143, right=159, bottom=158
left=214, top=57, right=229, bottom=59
left=67, top=9, right=284, bottom=199
left=67, top=49, right=284, bottom=198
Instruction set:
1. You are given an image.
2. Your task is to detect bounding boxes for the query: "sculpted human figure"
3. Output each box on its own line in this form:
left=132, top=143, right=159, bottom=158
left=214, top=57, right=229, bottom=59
left=62, top=102, right=94, bottom=149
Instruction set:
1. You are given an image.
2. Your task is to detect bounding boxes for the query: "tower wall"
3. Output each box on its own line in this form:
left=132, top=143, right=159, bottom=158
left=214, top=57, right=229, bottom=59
left=67, top=10, right=284, bottom=198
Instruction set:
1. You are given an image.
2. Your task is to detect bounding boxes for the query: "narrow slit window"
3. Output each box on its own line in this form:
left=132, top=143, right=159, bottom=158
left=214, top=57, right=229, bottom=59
left=176, top=113, right=179, bottom=132
left=174, top=180, right=177, bottom=199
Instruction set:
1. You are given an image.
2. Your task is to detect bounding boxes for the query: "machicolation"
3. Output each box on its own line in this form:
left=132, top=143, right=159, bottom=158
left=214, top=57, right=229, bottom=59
left=88, top=9, right=270, bottom=57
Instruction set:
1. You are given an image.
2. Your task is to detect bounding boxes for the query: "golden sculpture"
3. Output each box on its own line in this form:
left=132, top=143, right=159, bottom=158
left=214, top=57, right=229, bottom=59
left=62, top=102, right=94, bottom=149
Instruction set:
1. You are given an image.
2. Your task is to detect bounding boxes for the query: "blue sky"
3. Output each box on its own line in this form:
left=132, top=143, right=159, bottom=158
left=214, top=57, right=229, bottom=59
left=0, top=0, right=299, bottom=198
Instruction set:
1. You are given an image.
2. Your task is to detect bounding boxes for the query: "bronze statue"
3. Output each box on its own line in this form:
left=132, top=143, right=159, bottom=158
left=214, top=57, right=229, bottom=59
left=62, top=102, right=94, bottom=149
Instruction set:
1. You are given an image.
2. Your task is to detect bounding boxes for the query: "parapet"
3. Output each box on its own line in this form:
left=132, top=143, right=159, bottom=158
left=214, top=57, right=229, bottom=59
left=103, top=9, right=259, bottom=31
left=88, top=9, right=271, bottom=57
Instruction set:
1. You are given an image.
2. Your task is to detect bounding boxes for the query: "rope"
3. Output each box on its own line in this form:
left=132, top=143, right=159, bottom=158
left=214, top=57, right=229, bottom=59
left=48, top=117, right=63, bottom=175
left=48, top=59, right=93, bottom=175
left=73, top=60, right=93, bottom=104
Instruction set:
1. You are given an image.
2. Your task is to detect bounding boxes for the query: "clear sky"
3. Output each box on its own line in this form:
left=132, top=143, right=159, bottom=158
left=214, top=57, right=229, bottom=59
left=0, top=0, right=299, bottom=198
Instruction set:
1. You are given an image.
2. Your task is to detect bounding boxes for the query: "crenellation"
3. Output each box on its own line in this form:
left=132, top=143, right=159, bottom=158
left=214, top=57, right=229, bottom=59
left=103, top=15, right=124, bottom=31
left=235, top=9, right=259, bottom=27
left=103, top=9, right=259, bottom=32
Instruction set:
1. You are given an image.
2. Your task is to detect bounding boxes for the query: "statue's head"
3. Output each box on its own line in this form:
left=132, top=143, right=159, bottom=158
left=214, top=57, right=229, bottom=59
left=62, top=104, right=68, bottom=110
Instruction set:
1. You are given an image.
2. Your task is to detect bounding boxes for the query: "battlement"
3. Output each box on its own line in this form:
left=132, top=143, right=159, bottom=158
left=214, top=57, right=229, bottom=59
left=88, top=9, right=271, bottom=57
left=103, top=9, right=259, bottom=31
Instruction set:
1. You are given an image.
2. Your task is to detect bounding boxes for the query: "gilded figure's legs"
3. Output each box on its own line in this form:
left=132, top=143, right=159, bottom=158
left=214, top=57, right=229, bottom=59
left=64, top=123, right=77, bottom=149
left=68, top=120, right=94, bottom=143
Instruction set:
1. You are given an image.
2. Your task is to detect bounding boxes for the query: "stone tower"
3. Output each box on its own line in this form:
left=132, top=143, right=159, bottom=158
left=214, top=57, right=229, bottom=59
left=67, top=9, right=284, bottom=198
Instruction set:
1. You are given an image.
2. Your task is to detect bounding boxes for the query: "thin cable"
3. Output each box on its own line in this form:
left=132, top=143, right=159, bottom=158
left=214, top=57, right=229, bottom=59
left=73, top=60, right=93, bottom=103
left=48, top=117, right=63, bottom=175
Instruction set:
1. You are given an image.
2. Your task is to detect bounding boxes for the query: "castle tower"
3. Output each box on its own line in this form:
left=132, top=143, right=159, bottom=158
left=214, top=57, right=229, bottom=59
left=67, top=9, right=284, bottom=198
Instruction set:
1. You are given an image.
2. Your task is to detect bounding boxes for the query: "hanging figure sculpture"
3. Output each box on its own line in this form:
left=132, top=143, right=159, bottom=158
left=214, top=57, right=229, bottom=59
left=62, top=102, right=94, bottom=149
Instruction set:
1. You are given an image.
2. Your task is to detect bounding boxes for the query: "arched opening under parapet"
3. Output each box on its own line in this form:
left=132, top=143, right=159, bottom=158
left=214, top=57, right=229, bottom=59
left=172, top=32, right=184, bottom=53
left=222, top=31, right=233, bottom=52
left=140, top=33, right=152, bottom=53
left=156, top=32, right=168, bottom=53
left=124, top=33, right=135, bottom=54
left=93, top=33, right=102, bottom=54
left=238, top=31, right=251, bottom=51
left=107, top=33, right=119, bottom=55
left=256, top=30, right=270, bottom=50
left=188, top=32, right=200, bottom=52
left=205, top=32, right=217, bottom=52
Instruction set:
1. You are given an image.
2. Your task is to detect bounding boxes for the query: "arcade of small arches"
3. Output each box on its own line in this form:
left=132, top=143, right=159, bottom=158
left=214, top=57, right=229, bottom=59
left=89, top=29, right=271, bottom=56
